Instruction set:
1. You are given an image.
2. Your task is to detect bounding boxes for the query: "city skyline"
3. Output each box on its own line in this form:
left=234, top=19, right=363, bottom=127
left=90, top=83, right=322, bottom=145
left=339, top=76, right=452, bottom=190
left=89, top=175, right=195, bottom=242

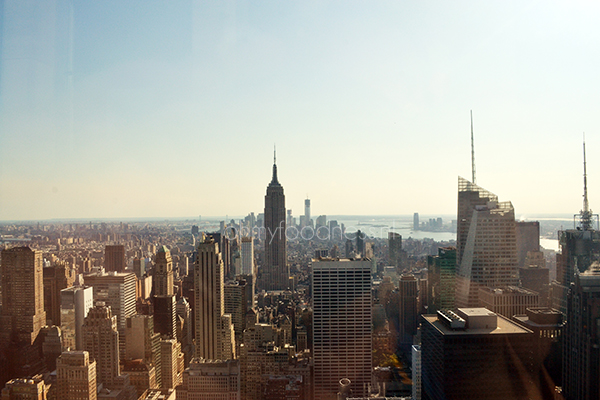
left=2, top=2, right=600, bottom=220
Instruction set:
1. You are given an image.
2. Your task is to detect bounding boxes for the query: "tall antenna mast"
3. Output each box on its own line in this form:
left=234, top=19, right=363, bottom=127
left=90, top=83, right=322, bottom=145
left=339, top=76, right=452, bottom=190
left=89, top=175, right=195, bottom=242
left=583, top=134, right=589, bottom=213
left=471, top=110, right=476, bottom=184
left=274, top=144, right=277, bottom=164
left=581, top=134, right=593, bottom=230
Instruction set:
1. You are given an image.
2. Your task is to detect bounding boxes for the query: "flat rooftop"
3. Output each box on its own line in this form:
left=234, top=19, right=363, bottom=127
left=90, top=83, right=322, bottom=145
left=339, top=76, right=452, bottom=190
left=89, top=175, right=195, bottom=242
left=480, top=286, right=538, bottom=295
left=423, top=312, right=532, bottom=336
left=459, top=308, right=496, bottom=317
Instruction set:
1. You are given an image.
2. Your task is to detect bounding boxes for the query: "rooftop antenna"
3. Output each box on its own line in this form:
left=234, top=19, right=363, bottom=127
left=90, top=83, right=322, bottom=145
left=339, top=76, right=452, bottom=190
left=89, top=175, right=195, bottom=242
left=274, top=144, right=276, bottom=164
left=471, top=110, right=476, bottom=185
left=580, top=134, right=593, bottom=230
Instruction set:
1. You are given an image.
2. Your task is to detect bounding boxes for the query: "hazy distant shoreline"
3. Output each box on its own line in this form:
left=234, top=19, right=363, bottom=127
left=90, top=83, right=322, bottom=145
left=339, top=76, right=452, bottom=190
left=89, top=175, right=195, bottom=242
left=0, top=214, right=577, bottom=224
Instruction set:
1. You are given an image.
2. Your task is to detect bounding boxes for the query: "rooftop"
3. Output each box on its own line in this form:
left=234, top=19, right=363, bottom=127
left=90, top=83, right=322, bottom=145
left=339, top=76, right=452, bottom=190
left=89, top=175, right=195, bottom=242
left=423, top=308, right=532, bottom=336
left=480, top=286, right=539, bottom=296
left=311, top=257, right=371, bottom=262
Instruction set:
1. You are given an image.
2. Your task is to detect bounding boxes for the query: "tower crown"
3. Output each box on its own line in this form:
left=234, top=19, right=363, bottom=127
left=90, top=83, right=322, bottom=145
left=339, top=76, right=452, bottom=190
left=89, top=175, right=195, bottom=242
left=269, top=147, right=281, bottom=187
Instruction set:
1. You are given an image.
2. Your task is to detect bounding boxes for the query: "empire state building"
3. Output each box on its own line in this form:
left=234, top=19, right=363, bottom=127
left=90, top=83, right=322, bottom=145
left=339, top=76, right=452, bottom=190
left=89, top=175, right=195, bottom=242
left=261, top=151, right=288, bottom=291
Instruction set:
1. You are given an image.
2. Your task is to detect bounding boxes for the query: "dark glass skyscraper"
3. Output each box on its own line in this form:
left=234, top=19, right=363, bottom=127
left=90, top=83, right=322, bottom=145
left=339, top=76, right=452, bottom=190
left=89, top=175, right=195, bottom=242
left=261, top=153, right=288, bottom=291
left=563, top=265, right=600, bottom=400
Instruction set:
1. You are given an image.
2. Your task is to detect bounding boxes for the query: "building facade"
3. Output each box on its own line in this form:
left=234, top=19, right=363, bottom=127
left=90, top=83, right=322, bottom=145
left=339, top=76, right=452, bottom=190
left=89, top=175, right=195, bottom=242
left=422, top=308, right=535, bottom=400
left=388, top=232, right=402, bottom=267
left=1, top=376, right=48, bottom=400
left=60, top=285, right=94, bottom=350
left=0, top=247, right=46, bottom=346
left=175, top=358, right=240, bottom=400
left=153, top=246, right=174, bottom=297
left=412, top=345, right=422, bottom=400
left=125, top=314, right=162, bottom=388
left=516, top=221, right=540, bottom=267
left=312, top=258, right=372, bottom=400
left=154, top=295, right=177, bottom=340
left=399, top=274, right=418, bottom=348
left=56, top=351, right=97, bottom=400
left=104, top=244, right=126, bottom=273
left=194, top=237, right=235, bottom=360
left=427, top=247, right=456, bottom=312
left=478, top=286, right=539, bottom=319
left=563, top=265, right=600, bottom=400
left=82, top=303, right=120, bottom=387
left=240, top=237, right=254, bottom=276
left=0, top=247, right=47, bottom=386
left=455, top=177, right=518, bottom=307
left=43, top=261, right=76, bottom=326
left=160, top=339, right=183, bottom=391
left=83, top=270, right=136, bottom=356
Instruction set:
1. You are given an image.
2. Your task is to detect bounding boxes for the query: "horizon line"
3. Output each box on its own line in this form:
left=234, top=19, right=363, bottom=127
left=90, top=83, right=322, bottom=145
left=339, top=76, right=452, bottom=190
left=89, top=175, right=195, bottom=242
left=0, top=213, right=579, bottom=224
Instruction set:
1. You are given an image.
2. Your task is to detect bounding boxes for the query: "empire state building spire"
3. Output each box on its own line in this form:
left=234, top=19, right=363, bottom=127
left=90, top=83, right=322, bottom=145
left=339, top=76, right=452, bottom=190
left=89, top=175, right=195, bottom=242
left=261, top=148, right=288, bottom=291
left=270, top=145, right=280, bottom=186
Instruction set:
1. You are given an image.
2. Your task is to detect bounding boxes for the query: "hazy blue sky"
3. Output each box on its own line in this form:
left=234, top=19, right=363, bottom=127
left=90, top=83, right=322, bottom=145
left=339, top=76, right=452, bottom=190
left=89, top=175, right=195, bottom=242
left=1, top=0, right=600, bottom=220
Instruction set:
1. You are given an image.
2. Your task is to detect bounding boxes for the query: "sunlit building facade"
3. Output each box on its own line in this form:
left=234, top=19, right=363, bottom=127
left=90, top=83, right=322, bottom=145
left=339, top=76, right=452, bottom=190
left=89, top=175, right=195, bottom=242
left=455, top=177, right=518, bottom=307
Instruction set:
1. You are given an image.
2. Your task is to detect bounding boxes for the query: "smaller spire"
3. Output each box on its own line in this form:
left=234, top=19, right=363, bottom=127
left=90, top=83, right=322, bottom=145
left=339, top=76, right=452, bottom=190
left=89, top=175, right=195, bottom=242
left=274, top=144, right=276, bottom=164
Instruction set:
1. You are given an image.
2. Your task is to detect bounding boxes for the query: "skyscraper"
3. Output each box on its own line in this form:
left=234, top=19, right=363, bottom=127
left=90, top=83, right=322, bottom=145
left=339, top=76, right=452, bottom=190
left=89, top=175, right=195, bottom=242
left=84, top=270, right=136, bottom=356
left=261, top=151, right=288, bottom=291
left=421, top=308, right=535, bottom=400
left=412, top=345, right=422, bottom=400
left=60, top=285, right=94, bottom=350
left=82, top=303, right=120, bottom=387
left=224, top=280, right=248, bottom=339
left=160, top=339, right=183, bottom=390
left=43, top=261, right=76, bottom=326
left=399, top=274, right=419, bottom=349
left=557, top=218, right=600, bottom=287
left=305, top=198, right=311, bottom=226
left=125, top=314, right=162, bottom=387
left=455, top=177, right=518, bottom=307
left=355, top=230, right=365, bottom=257
left=56, top=351, right=97, bottom=400
left=153, top=246, right=174, bottom=296
left=194, top=237, right=235, bottom=360
left=388, top=232, right=402, bottom=267
left=240, top=237, right=254, bottom=276
left=0, top=247, right=46, bottom=345
left=553, top=140, right=600, bottom=314
left=563, top=264, right=600, bottom=400
left=515, top=221, right=540, bottom=267
left=427, top=246, right=456, bottom=312
left=0, top=247, right=47, bottom=387
left=312, top=258, right=372, bottom=400
left=104, top=244, right=126, bottom=272
left=154, top=295, right=177, bottom=339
